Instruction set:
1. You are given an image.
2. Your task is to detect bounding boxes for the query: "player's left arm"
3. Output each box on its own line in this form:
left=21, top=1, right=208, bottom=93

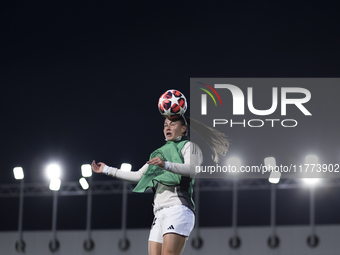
left=164, top=142, right=203, bottom=177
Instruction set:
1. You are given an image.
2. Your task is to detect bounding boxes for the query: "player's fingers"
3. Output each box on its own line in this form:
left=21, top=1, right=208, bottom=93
left=148, top=158, right=161, bottom=166
left=93, top=162, right=101, bottom=172
left=149, top=157, right=160, bottom=163
left=150, top=158, right=158, bottom=165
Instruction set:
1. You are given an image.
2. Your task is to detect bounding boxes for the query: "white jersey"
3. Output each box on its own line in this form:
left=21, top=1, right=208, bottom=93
left=103, top=140, right=203, bottom=214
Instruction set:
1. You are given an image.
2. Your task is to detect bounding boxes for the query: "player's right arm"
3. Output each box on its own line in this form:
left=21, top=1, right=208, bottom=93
left=91, top=160, right=147, bottom=183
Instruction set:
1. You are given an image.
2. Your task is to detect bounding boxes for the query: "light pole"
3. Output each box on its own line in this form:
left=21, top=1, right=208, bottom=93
left=80, top=164, right=94, bottom=251
left=192, top=177, right=203, bottom=249
left=303, top=155, right=320, bottom=248
left=227, top=157, right=241, bottom=249
left=265, top=157, right=280, bottom=248
left=118, top=163, right=131, bottom=251
left=13, top=167, right=25, bottom=253
left=46, top=163, right=61, bottom=252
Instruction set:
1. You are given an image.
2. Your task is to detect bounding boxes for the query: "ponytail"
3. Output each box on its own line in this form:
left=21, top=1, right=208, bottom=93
left=178, top=116, right=229, bottom=163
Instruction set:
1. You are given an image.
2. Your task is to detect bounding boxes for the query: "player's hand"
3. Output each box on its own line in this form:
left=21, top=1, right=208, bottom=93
left=147, top=157, right=165, bottom=168
left=92, top=160, right=106, bottom=173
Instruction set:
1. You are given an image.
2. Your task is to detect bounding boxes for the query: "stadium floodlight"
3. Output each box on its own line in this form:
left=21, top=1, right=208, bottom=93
left=79, top=177, right=89, bottom=190
left=302, top=178, right=320, bottom=185
left=265, top=157, right=281, bottom=184
left=305, top=155, right=319, bottom=164
left=81, top=164, right=92, bottom=177
left=49, top=179, right=61, bottom=191
left=302, top=155, right=320, bottom=186
left=227, top=157, right=241, bottom=172
left=269, top=171, right=281, bottom=184
left=264, top=157, right=276, bottom=169
left=46, top=163, right=61, bottom=180
left=13, top=167, right=24, bottom=180
left=121, top=163, right=132, bottom=172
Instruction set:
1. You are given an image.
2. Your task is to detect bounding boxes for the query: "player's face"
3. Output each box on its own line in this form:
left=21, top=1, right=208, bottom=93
left=164, top=118, right=186, bottom=141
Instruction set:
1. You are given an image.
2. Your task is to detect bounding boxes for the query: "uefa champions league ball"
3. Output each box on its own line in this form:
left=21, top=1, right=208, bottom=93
left=158, top=89, right=187, bottom=120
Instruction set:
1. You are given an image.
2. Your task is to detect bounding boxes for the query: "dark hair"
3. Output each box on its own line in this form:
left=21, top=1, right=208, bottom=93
left=177, top=116, right=229, bottom=163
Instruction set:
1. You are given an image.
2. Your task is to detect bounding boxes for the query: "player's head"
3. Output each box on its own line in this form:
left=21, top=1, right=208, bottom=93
left=164, top=116, right=187, bottom=141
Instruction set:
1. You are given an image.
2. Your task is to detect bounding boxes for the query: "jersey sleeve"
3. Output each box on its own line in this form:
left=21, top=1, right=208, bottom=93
left=165, top=141, right=203, bottom=177
left=103, top=163, right=148, bottom=183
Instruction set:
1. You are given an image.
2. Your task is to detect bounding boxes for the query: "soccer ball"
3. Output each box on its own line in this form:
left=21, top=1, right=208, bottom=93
left=158, top=89, right=187, bottom=120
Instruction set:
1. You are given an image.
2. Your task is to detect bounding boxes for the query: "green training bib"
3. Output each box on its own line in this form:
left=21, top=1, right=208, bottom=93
left=133, top=140, right=188, bottom=193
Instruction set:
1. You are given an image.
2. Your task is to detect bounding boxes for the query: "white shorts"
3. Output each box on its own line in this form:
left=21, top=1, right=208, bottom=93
left=148, top=205, right=195, bottom=244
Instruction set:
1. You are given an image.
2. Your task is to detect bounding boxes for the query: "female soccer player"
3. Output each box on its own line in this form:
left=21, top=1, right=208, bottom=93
left=92, top=116, right=228, bottom=255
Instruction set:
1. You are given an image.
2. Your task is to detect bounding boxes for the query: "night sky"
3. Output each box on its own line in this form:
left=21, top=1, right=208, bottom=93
left=1, top=1, right=340, bottom=231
